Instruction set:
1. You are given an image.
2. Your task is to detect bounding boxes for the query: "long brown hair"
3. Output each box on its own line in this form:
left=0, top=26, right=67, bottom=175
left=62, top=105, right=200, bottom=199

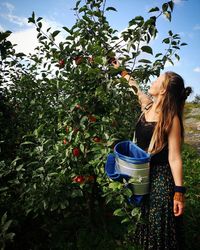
left=148, top=71, right=192, bottom=154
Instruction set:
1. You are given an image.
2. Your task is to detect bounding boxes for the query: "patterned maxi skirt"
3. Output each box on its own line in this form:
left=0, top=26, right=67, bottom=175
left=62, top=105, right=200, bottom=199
left=133, top=163, right=185, bottom=250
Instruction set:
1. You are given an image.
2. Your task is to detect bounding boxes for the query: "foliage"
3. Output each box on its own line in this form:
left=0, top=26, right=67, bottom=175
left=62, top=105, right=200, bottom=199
left=182, top=144, right=200, bottom=250
left=192, top=94, right=200, bottom=104
left=0, top=212, right=15, bottom=250
left=0, top=0, right=194, bottom=249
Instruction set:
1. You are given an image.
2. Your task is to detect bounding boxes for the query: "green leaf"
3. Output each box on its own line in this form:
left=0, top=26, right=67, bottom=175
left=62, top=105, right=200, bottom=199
left=180, top=43, right=187, bottom=46
left=79, top=6, right=87, bottom=13
left=164, top=11, right=171, bottom=22
left=172, top=41, right=177, bottom=45
left=0, top=31, right=12, bottom=42
left=113, top=208, right=125, bottom=216
left=11, top=157, right=21, bottom=167
left=172, top=45, right=180, bottom=50
left=131, top=208, right=140, bottom=217
left=76, top=0, right=81, bottom=8
left=5, top=232, right=15, bottom=240
left=168, top=30, right=173, bottom=36
left=83, top=15, right=92, bottom=23
left=141, top=46, right=153, bottom=55
left=16, top=53, right=26, bottom=57
left=37, top=17, right=43, bottom=22
left=135, top=16, right=144, bottom=21
left=175, top=54, right=180, bottom=61
left=32, top=11, right=35, bottom=20
left=0, top=187, right=9, bottom=192
left=20, top=141, right=35, bottom=146
left=45, top=155, right=55, bottom=165
left=167, top=58, right=174, bottom=65
left=162, top=38, right=170, bottom=44
left=62, top=27, right=72, bottom=34
left=138, top=59, right=152, bottom=64
left=2, top=220, right=12, bottom=233
left=1, top=212, right=7, bottom=225
left=155, top=53, right=162, bottom=57
left=28, top=17, right=34, bottom=23
left=38, top=22, right=42, bottom=29
left=16, top=164, right=24, bottom=171
left=109, top=182, right=122, bottom=190
left=162, top=3, right=168, bottom=12
left=80, top=144, right=84, bottom=153
left=148, top=7, right=159, bottom=13
left=93, top=11, right=102, bottom=17
left=52, top=30, right=60, bottom=38
left=28, top=11, right=35, bottom=23
left=106, top=7, right=117, bottom=12
left=121, top=217, right=130, bottom=224
left=129, top=19, right=136, bottom=26
left=168, top=1, right=174, bottom=12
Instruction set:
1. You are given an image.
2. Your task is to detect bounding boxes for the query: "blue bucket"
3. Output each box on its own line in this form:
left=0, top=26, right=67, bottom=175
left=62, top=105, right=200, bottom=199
left=105, top=153, right=143, bottom=205
left=114, top=141, right=151, bottom=195
left=114, top=141, right=150, bottom=164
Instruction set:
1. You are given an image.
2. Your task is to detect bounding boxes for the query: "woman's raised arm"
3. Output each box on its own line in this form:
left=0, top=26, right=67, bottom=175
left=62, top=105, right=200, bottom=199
left=123, top=73, right=152, bottom=111
left=112, top=60, right=152, bottom=111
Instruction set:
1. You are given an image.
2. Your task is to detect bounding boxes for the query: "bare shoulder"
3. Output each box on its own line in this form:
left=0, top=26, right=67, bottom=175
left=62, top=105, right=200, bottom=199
left=170, top=115, right=181, bottom=132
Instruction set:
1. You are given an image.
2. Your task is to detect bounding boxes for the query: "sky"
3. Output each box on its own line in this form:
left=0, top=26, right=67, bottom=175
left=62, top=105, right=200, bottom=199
left=0, top=0, right=200, bottom=100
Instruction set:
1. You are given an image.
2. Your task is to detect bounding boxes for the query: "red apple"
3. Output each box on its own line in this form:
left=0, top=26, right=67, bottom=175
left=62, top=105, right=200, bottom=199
left=88, top=56, right=94, bottom=63
left=59, top=59, right=65, bottom=68
left=93, top=137, right=101, bottom=143
left=73, top=147, right=80, bottom=157
left=74, top=56, right=83, bottom=65
left=88, top=115, right=96, bottom=123
left=73, top=175, right=85, bottom=184
left=75, top=104, right=81, bottom=109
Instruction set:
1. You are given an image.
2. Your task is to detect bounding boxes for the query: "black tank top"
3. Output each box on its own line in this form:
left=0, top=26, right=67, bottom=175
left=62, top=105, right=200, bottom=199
left=135, top=107, right=169, bottom=165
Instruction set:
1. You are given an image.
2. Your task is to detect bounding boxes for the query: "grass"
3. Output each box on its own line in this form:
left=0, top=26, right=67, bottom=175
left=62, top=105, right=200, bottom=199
left=184, top=102, right=200, bottom=119
left=182, top=144, right=200, bottom=250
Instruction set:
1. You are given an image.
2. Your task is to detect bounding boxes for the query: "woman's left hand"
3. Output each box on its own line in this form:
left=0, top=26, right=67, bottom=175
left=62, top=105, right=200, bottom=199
left=173, top=192, right=185, bottom=216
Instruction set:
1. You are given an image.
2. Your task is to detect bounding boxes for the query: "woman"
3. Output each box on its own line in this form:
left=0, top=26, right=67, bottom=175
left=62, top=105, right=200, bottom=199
left=113, top=61, right=192, bottom=249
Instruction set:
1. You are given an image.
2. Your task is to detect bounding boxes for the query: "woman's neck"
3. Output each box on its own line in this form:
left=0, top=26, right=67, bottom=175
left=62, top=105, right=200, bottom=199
left=152, top=95, right=162, bottom=112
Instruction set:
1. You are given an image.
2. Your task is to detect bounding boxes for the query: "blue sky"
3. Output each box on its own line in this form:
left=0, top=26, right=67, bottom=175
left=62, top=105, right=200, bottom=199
left=0, top=0, right=200, bottom=100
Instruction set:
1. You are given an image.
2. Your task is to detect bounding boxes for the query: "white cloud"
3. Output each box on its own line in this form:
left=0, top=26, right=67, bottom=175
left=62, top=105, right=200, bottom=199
left=2, top=2, right=14, bottom=12
left=1, top=2, right=65, bottom=55
left=8, top=19, right=65, bottom=55
left=194, top=25, right=200, bottom=30
left=1, top=1, right=30, bottom=27
left=193, top=67, right=200, bottom=73
left=173, top=0, right=182, bottom=4
left=8, top=27, right=38, bottom=55
left=0, top=24, right=5, bottom=31
left=2, top=13, right=30, bottom=27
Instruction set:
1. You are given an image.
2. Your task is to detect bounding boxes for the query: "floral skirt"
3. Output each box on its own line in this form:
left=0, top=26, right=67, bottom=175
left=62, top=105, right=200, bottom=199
left=133, top=163, right=185, bottom=250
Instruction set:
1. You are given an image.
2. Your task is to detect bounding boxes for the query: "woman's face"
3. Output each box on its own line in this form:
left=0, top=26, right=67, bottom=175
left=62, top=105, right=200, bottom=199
left=148, top=74, right=166, bottom=97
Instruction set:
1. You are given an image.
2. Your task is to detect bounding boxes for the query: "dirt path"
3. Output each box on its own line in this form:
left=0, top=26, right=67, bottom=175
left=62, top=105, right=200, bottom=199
left=184, top=104, right=200, bottom=154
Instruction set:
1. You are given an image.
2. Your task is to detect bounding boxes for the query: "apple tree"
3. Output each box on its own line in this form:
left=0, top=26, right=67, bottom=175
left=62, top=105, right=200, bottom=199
left=0, top=0, right=187, bottom=248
